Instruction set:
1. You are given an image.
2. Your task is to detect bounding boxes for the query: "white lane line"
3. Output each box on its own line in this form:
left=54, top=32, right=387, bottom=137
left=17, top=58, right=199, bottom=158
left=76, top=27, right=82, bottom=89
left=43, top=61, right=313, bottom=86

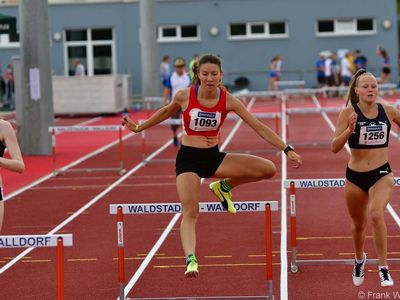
left=120, top=97, right=256, bottom=300
left=312, top=94, right=400, bottom=227
left=280, top=95, right=288, bottom=300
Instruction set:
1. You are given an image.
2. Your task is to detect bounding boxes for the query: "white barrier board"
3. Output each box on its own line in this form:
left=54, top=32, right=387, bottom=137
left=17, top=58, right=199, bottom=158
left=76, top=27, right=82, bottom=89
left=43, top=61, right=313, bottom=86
left=0, top=234, right=73, bottom=248
left=110, top=201, right=278, bottom=215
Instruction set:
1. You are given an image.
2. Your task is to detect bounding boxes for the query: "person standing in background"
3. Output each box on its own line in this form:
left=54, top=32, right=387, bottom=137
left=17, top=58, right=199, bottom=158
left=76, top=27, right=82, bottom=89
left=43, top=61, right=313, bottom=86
left=377, top=47, right=391, bottom=84
left=316, top=53, right=326, bottom=88
left=189, top=54, right=199, bottom=80
left=268, top=55, right=281, bottom=91
left=163, top=57, right=191, bottom=146
left=354, top=49, right=368, bottom=71
left=5, top=64, right=14, bottom=104
left=160, top=55, right=171, bottom=88
left=74, top=59, right=85, bottom=77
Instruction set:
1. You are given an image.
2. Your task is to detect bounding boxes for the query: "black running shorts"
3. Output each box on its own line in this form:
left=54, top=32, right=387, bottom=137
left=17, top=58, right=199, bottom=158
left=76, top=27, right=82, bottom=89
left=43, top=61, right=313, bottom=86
left=346, top=162, right=392, bottom=193
left=176, top=145, right=226, bottom=178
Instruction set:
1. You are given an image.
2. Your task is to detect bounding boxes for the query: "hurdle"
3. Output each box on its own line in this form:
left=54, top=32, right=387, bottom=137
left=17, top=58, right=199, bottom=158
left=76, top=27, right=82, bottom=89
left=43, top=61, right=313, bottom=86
left=283, top=178, right=400, bottom=273
left=109, top=200, right=278, bottom=300
left=275, top=80, right=305, bottom=90
left=0, top=234, right=73, bottom=299
left=144, top=96, right=164, bottom=110
left=49, top=125, right=126, bottom=176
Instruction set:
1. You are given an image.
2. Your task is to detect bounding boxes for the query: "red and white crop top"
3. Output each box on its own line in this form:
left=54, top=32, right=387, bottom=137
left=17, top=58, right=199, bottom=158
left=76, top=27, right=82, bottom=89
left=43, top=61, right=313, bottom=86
left=182, top=85, right=227, bottom=137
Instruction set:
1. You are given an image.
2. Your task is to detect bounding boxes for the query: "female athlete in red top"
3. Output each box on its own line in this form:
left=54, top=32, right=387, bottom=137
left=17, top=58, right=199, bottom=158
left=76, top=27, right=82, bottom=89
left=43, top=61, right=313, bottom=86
left=122, top=54, right=302, bottom=277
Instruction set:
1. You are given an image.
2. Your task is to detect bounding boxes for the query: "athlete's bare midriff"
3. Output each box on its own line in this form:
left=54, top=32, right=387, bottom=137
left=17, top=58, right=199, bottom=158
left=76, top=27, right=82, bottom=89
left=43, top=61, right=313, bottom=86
left=348, top=147, right=388, bottom=171
left=181, top=134, right=219, bottom=148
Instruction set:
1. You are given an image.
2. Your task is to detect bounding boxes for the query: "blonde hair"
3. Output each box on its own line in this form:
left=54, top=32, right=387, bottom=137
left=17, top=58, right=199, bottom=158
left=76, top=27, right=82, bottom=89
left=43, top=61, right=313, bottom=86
left=346, top=69, right=376, bottom=106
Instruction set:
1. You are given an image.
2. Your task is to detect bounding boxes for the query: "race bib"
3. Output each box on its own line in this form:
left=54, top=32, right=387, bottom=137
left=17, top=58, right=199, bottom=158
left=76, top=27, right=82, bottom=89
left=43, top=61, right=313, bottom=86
left=189, top=108, right=221, bottom=132
left=359, top=124, right=388, bottom=145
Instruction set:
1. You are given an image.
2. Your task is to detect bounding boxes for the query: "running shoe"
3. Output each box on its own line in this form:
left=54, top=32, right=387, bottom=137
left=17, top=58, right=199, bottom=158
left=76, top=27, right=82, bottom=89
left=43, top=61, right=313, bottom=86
left=352, top=253, right=366, bottom=286
left=379, top=267, right=394, bottom=287
left=209, top=181, right=236, bottom=214
left=173, top=137, right=178, bottom=147
left=184, top=254, right=198, bottom=278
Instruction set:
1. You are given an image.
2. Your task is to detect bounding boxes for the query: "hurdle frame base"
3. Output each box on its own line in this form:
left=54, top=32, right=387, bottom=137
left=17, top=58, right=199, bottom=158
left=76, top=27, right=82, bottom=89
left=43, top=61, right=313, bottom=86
left=290, top=258, right=400, bottom=271
left=53, top=167, right=125, bottom=176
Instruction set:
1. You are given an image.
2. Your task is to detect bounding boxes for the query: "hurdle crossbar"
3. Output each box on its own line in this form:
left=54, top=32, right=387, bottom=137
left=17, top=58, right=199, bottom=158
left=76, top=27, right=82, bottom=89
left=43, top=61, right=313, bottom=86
left=110, top=201, right=278, bottom=300
left=49, top=125, right=126, bottom=176
left=283, top=178, right=400, bottom=273
left=0, top=234, right=73, bottom=300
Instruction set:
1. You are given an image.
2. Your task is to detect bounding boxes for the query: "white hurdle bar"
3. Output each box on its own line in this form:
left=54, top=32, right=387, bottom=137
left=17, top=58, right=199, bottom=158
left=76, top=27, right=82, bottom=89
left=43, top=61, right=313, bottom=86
left=109, top=200, right=278, bottom=300
left=0, top=234, right=73, bottom=300
left=283, top=178, right=400, bottom=273
left=49, top=125, right=126, bottom=176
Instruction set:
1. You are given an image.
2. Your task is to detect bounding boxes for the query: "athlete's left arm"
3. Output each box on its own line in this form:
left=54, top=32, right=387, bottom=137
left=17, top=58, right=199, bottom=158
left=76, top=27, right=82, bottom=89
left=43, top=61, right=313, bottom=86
left=227, top=94, right=302, bottom=166
left=383, top=103, right=400, bottom=128
left=0, top=121, right=25, bottom=173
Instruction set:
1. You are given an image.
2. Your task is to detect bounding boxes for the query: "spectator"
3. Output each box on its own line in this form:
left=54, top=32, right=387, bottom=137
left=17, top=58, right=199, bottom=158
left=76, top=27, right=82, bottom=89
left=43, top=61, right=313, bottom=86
left=316, top=52, right=326, bottom=88
left=74, top=59, right=85, bottom=77
left=377, top=47, right=391, bottom=84
left=5, top=64, right=14, bottom=104
left=188, top=54, right=199, bottom=80
left=354, top=49, right=368, bottom=71
left=163, top=57, right=191, bottom=146
left=340, top=52, right=353, bottom=86
left=160, top=55, right=171, bottom=87
left=268, top=55, right=282, bottom=91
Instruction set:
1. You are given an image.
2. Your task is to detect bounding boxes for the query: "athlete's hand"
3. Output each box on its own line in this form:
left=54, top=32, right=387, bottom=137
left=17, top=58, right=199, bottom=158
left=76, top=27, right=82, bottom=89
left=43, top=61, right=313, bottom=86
left=287, top=151, right=302, bottom=168
left=121, top=115, right=140, bottom=133
left=348, top=112, right=357, bottom=133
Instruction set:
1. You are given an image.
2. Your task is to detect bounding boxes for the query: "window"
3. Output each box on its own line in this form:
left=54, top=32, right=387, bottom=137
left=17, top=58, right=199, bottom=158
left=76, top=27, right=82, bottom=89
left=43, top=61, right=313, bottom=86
left=228, top=21, right=288, bottom=40
left=158, top=25, right=200, bottom=42
left=317, top=18, right=375, bottom=36
left=0, top=33, right=19, bottom=48
left=65, top=28, right=115, bottom=76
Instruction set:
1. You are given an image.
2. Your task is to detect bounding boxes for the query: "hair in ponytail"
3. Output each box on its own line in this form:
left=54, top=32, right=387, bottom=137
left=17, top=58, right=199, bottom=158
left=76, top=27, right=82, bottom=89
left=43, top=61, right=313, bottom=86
left=346, top=69, right=375, bottom=106
left=191, top=53, right=223, bottom=87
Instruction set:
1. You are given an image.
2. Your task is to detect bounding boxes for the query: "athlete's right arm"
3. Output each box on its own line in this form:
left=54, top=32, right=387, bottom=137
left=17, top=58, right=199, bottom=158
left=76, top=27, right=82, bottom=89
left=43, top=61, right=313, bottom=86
left=331, top=107, right=357, bottom=154
left=122, top=88, right=188, bottom=133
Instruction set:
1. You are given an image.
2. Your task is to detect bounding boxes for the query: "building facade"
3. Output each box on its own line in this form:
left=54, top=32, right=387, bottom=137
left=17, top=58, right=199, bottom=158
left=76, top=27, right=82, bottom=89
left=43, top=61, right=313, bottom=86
left=0, top=0, right=398, bottom=97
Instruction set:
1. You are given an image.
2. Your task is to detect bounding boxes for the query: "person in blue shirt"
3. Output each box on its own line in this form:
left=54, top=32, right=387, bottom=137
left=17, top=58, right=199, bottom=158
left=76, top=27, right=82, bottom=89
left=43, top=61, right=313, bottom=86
left=354, top=49, right=368, bottom=71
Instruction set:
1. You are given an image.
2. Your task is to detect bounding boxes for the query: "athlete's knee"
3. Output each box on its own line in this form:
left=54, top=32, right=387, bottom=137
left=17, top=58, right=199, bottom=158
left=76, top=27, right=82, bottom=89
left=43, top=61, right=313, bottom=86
left=352, top=221, right=367, bottom=233
left=369, top=209, right=385, bottom=227
left=257, top=161, right=276, bottom=179
left=182, top=204, right=199, bottom=220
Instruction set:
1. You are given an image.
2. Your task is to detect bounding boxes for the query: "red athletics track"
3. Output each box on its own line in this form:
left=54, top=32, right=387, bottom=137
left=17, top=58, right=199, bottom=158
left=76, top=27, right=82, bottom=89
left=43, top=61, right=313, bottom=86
left=1, top=93, right=400, bottom=299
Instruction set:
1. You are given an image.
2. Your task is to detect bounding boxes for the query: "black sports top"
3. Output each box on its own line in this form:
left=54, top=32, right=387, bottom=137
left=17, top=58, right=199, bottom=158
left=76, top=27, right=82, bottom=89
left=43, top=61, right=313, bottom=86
left=0, top=141, right=5, bottom=157
left=348, top=103, right=391, bottom=149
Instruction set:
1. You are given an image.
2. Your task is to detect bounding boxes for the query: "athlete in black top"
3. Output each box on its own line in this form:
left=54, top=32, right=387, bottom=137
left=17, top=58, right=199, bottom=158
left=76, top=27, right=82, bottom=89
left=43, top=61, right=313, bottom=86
left=331, top=69, right=400, bottom=287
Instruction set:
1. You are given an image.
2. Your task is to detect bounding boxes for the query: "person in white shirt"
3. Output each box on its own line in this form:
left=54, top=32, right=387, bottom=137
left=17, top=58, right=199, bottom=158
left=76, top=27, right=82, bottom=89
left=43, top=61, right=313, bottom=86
left=74, top=59, right=85, bottom=77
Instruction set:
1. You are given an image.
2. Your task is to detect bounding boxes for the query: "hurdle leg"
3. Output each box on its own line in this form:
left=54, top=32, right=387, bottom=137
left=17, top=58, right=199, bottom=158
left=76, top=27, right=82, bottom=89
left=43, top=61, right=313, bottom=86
left=289, top=181, right=298, bottom=273
left=118, top=127, right=126, bottom=175
left=52, top=128, right=58, bottom=176
left=265, top=204, right=274, bottom=299
left=117, top=206, right=126, bottom=300
left=57, top=237, right=64, bottom=300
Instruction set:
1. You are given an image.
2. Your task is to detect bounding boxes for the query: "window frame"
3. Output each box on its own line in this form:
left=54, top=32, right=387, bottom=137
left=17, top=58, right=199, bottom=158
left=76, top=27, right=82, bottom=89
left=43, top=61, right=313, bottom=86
left=228, top=21, right=288, bottom=40
left=316, top=18, right=375, bottom=37
left=63, top=27, right=116, bottom=76
left=157, top=24, right=200, bottom=43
